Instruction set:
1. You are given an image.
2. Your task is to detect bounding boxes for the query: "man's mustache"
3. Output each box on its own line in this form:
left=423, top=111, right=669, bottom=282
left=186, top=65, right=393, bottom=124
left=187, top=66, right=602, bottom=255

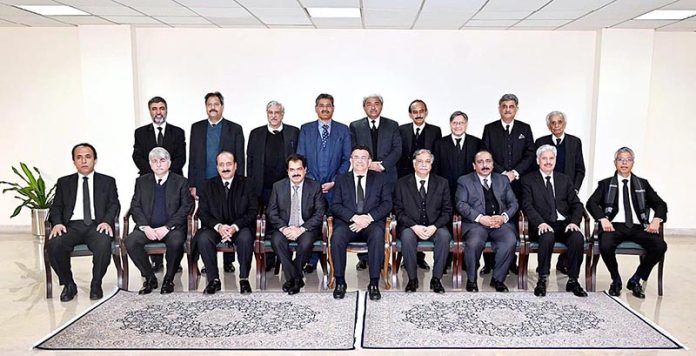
left=222, top=169, right=231, bottom=173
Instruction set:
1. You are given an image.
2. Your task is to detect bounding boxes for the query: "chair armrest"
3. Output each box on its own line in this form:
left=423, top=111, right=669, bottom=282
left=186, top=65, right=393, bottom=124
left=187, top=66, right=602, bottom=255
left=256, top=213, right=266, bottom=242
left=390, top=215, right=397, bottom=241
left=518, top=211, right=528, bottom=242
left=452, top=214, right=462, bottom=244
left=121, top=209, right=132, bottom=241
left=326, top=216, right=334, bottom=243
left=383, top=216, right=392, bottom=244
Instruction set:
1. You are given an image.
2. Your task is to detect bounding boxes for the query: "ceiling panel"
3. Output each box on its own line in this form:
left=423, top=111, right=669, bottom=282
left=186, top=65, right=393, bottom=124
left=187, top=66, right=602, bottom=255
left=482, top=0, right=550, bottom=12
left=663, top=0, right=696, bottom=10
left=421, top=0, right=486, bottom=12
left=312, top=17, right=362, bottom=28
left=613, top=19, right=677, bottom=29
left=103, top=15, right=162, bottom=24
left=1, top=15, right=69, bottom=26
left=364, top=9, right=417, bottom=27
left=527, top=10, right=590, bottom=20
left=59, top=0, right=117, bottom=6
left=51, top=15, right=114, bottom=25
left=0, top=0, right=59, bottom=4
left=128, top=6, right=195, bottom=16
left=300, top=0, right=360, bottom=7
left=156, top=16, right=211, bottom=25
left=415, top=11, right=472, bottom=29
left=176, top=0, right=242, bottom=7
left=514, top=19, right=571, bottom=27
left=116, top=0, right=177, bottom=6
left=539, top=0, right=615, bottom=12
left=190, top=7, right=251, bottom=18
left=0, top=3, right=34, bottom=16
left=252, top=8, right=311, bottom=25
left=473, top=10, right=533, bottom=20
left=363, top=0, right=422, bottom=10
left=237, top=0, right=302, bottom=8
left=72, top=6, right=143, bottom=16
left=465, top=19, right=518, bottom=27
left=207, top=16, right=262, bottom=26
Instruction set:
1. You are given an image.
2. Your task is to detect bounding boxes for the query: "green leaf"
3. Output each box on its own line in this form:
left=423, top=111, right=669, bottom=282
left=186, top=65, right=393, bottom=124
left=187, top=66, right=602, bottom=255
left=11, top=166, right=30, bottom=185
left=20, top=162, right=38, bottom=189
left=10, top=205, right=22, bottom=218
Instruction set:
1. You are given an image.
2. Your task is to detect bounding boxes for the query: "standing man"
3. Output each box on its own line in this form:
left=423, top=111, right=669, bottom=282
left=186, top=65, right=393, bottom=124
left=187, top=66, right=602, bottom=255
left=331, top=145, right=393, bottom=301
left=398, top=99, right=442, bottom=271
left=189, top=91, right=245, bottom=273
left=586, top=147, right=667, bottom=299
left=297, top=93, right=351, bottom=273
left=267, top=154, right=327, bottom=295
left=520, top=145, right=587, bottom=298
left=132, top=96, right=187, bottom=272
left=350, top=94, right=401, bottom=271
left=394, top=149, right=451, bottom=293
left=194, top=152, right=258, bottom=295
left=124, top=147, right=193, bottom=295
left=247, top=100, right=299, bottom=272
left=48, top=143, right=120, bottom=301
left=456, top=150, right=518, bottom=293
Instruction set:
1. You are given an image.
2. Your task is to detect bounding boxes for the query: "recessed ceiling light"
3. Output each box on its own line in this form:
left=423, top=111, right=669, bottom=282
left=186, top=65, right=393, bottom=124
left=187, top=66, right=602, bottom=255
left=15, top=5, right=89, bottom=16
left=635, top=10, right=696, bottom=20
left=306, top=7, right=360, bottom=18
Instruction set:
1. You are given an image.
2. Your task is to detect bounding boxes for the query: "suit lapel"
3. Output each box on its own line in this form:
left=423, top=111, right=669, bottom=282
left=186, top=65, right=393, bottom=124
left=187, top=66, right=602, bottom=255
left=145, top=125, right=158, bottom=147
left=165, top=174, right=177, bottom=215
left=300, top=180, right=311, bottom=217
left=408, top=175, right=421, bottom=206
left=65, top=174, right=78, bottom=219
left=348, top=172, right=358, bottom=210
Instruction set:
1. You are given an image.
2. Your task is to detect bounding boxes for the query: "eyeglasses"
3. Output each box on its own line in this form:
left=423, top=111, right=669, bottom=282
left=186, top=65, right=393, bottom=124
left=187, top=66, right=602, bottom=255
left=615, top=158, right=634, bottom=163
left=351, top=156, right=370, bottom=161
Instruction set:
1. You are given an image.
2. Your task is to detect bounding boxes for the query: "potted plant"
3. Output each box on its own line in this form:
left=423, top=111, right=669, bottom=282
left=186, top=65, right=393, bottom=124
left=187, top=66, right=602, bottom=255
left=0, top=162, right=55, bottom=237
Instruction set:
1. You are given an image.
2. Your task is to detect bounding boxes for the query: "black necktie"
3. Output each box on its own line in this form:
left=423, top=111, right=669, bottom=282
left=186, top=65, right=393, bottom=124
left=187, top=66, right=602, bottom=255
left=556, top=138, right=561, bottom=146
left=356, top=175, right=365, bottom=213
left=224, top=181, right=230, bottom=197
left=157, top=178, right=162, bottom=185
left=82, top=176, right=92, bottom=226
left=622, top=179, right=633, bottom=228
left=483, top=178, right=490, bottom=190
left=371, top=120, right=377, bottom=131
left=415, top=127, right=421, bottom=140
left=157, top=127, right=163, bottom=146
left=505, top=124, right=510, bottom=135
left=370, top=120, right=378, bottom=153
left=455, top=138, right=462, bottom=151
left=545, top=176, right=557, bottom=222
left=419, top=180, right=426, bottom=200
left=272, top=129, right=279, bottom=135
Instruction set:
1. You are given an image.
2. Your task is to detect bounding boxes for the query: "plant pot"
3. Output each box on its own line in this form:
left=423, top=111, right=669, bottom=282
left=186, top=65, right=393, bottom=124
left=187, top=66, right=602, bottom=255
left=31, top=208, right=49, bottom=237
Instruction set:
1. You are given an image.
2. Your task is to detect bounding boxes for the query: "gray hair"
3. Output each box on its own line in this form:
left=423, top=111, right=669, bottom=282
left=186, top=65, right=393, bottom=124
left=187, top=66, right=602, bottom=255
left=412, top=148, right=434, bottom=162
left=545, top=110, right=567, bottom=126
left=614, top=146, right=635, bottom=160
left=535, top=144, right=557, bottom=159
left=498, top=93, right=519, bottom=106
left=148, top=147, right=171, bottom=161
left=362, top=94, right=383, bottom=106
left=449, top=110, right=468, bottom=122
left=266, top=100, right=285, bottom=113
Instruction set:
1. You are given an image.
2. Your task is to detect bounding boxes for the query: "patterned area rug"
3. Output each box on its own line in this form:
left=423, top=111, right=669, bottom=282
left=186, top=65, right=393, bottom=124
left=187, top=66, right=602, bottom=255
left=362, top=292, right=683, bottom=349
left=36, top=289, right=358, bottom=350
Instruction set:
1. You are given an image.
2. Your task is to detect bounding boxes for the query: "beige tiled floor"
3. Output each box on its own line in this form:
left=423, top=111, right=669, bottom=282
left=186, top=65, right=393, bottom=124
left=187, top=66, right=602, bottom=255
left=0, top=231, right=693, bottom=355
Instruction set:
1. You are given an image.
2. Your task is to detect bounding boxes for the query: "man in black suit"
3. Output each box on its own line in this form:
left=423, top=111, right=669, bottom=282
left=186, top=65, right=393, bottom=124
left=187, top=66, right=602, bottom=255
left=398, top=99, right=442, bottom=271
left=394, top=149, right=451, bottom=293
left=331, top=145, right=393, bottom=300
left=132, top=96, right=187, bottom=272
left=521, top=145, right=587, bottom=298
left=350, top=94, right=402, bottom=271
left=247, top=100, right=299, bottom=272
left=189, top=91, right=245, bottom=272
left=125, top=147, right=193, bottom=295
left=48, top=143, right=120, bottom=301
left=534, top=110, right=586, bottom=275
left=586, top=147, right=667, bottom=299
left=194, top=151, right=258, bottom=295
left=267, top=154, right=327, bottom=295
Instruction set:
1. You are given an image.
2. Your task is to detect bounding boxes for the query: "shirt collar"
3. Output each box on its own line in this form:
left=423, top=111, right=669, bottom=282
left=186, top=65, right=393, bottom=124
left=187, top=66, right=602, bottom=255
left=451, top=134, right=465, bottom=144
left=539, top=170, right=554, bottom=179
left=267, top=123, right=284, bottom=133
left=79, top=171, right=95, bottom=180
left=413, top=122, right=425, bottom=134
left=154, top=172, right=170, bottom=184
left=152, top=121, right=167, bottom=131
left=552, top=133, right=565, bottom=143
left=367, top=117, right=381, bottom=128
left=208, top=118, right=223, bottom=127
left=477, top=173, right=491, bottom=184
left=500, top=119, right=514, bottom=131
left=222, top=177, right=234, bottom=186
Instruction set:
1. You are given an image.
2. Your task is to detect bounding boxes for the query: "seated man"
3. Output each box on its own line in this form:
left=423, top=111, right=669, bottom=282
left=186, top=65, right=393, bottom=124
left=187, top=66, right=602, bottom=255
left=194, top=151, right=258, bottom=295
left=331, top=145, right=392, bottom=300
left=521, top=145, right=587, bottom=297
left=48, top=143, right=120, bottom=301
left=394, top=149, right=452, bottom=293
left=586, top=147, right=667, bottom=298
left=267, top=154, right=327, bottom=295
left=456, top=150, right=518, bottom=292
left=125, top=147, right=192, bottom=295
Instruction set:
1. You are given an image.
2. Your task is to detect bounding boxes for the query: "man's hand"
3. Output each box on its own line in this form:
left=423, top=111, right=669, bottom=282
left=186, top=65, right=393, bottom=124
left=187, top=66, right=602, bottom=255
left=284, top=226, right=303, bottom=241
left=538, top=223, right=554, bottom=234
left=411, top=225, right=428, bottom=240
left=368, top=162, right=384, bottom=172
left=189, top=187, right=197, bottom=199
left=565, top=223, right=580, bottom=232
left=503, top=171, right=516, bottom=182
left=423, top=225, right=437, bottom=238
left=96, top=222, right=113, bottom=237
left=218, top=224, right=237, bottom=242
left=153, top=226, right=170, bottom=240
left=645, top=218, right=661, bottom=234
left=142, top=226, right=159, bottom=241
left=321, top=182, right=335, bottom=193
left=49, top=224, right=67, bottom=239
left=600, top=218, right=614, bottom=232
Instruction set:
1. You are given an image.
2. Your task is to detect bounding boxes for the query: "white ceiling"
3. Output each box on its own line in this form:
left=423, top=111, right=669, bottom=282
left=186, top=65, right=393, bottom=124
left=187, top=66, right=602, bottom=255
left=0, top=0, right=694, bottom=31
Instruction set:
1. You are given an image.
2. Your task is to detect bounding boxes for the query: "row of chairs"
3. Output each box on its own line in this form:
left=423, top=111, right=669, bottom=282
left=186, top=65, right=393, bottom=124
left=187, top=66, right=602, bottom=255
left=42, top=208, right=664, bottom=298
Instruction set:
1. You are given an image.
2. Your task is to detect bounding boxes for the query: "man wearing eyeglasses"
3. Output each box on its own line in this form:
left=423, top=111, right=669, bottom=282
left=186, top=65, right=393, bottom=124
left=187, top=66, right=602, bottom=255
left=586, top=147, right=667, bottom=299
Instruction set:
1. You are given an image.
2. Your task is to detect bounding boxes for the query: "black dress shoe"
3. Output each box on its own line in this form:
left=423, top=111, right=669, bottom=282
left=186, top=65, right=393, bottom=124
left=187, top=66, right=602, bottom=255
left=89, top=284, right=103, bottom=300
left=405, top=279, right=418, bottom=293
left=333, top=283, right=347, bottom=299
left=176, top=265, right=183, bottom=273
left=480, top=265, right=492, bottom=275
left=160, top=279, right=175, bottom=294
left=627, top=279, right=645, bottom=299
left=556, top=262, right=569, bottom=275
left=282, top=279, right=292, bottom=292
left=60, top=283, right=77, bottom=302
left=224, top=263, right=235, bottom=273
left=203, top=279, right=221, bottom=294
left=534, top=279, right=547, bottom=297
left=466, top=280, right=479, bottom=292
left=239, top=280, right=252, bottom=294
left=303, top=263, right=316, bottom=274
left=491, top=279, right=509, bottom=292
left=355, top=260, right=367, bottom=271
left=151, top=261, right=164, bottom=273
left=608, top=280, right=622, bottom=297
left=288, top=279, right=305, bottom=295
left=417, top=259, right=431, bottom=271
left=368, top=284, right=381, bottom=301
left=139, top=278, right=158, bottom=295
left=430, top=278, right=445, bottom=294
left=566, top=279, right=588, bottom=297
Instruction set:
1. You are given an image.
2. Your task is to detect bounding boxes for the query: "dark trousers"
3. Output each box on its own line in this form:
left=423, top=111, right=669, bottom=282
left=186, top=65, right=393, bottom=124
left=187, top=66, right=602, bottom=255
left=125, top=229, right=186, bottom=282
left=195, top=227, right=254, bottom=280
left=271, top=230, right=317, bottom=281
left=48, top=221, right=112, bottom=287
left=464, top=224, right=516, bottom=282
left=531, top=222, right=584, bottom=279
left=599, top=223, right=667, bottom=282
left=401, top=227, right=450, bottom=280
left=331, top=222, right=385, bottom=281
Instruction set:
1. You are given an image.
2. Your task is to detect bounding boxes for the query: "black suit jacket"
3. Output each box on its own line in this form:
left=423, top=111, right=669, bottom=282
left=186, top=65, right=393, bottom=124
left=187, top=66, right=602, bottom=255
left=49, top=172, right=120, bottom=229
left=198, top=176, right=258, bottom=231
left=331, top=171, right=393, bottom=228
left=267, top=178, right=326, bottom=233
left=394, top=174, right=452, bottom=233
left=482, top=120, right=535, bottom=175
left=129, top=173, right=192, bottom=230
left=432, top=134, right=484, bottom=201
left=521, top=171, right=583, bottom=229
left=586, top=174, right=667, bottom=224
left=397, top=123, right=442, bottom=178
left=132, top=123, right=186, bottom=176
left=247, top=124, right=299, bottom=198
left=188, top=118, right=245, bottom=191
left=350, top=117, right=402, bottom=183
left=535, top=134, right=585, bottom=191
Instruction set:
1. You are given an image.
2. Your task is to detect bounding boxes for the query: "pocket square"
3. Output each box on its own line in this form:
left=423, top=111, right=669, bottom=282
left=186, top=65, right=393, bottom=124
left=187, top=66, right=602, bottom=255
left=518, top=134, right=525, bottom=139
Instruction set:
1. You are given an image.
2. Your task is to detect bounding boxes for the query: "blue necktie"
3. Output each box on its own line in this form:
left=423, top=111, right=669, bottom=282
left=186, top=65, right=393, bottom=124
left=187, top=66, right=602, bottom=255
left=321, top=124, right=329, bottom=149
